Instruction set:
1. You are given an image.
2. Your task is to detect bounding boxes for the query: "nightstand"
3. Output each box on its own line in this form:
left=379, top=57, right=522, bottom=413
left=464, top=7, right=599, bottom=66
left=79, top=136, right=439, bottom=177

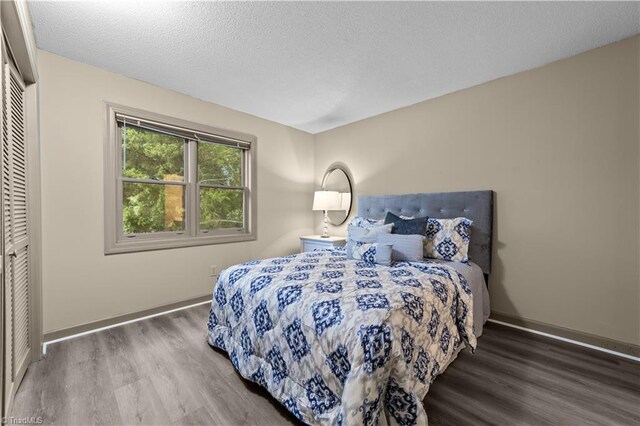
left=299, top=235, right=347, bottom=253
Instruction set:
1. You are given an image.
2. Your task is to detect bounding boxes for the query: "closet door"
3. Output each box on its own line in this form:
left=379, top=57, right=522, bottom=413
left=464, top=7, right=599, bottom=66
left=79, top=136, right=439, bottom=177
left=2, top=58, right=29, bottom=408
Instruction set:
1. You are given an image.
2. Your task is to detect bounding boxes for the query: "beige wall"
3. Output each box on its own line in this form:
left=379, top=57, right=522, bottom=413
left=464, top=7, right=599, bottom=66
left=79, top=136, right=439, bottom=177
left=40, top=36, right=640, bottom=345
left=38, top=51, right=315, bottom=334
left=314, top=36, right=640, bottom=345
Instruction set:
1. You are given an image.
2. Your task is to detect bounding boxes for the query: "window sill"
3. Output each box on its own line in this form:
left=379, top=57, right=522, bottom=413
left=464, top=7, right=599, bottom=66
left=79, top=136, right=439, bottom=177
left=105, top=232, right=256, bottom=255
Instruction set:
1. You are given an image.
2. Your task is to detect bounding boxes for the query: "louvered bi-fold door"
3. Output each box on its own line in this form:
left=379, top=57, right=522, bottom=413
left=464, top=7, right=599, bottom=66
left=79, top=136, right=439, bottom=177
left=2, top=60, right=29, bottom=406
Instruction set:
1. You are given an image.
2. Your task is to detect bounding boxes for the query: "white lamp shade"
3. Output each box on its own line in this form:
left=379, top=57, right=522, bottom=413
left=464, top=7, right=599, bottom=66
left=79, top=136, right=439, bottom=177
left=312, top=191, right=341, bottom=211
left=339, top=192, right=351, bottom=211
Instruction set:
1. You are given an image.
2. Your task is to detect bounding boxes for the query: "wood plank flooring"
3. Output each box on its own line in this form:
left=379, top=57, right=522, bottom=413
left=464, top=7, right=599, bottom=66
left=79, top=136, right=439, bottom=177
left=12, top=304, right=640, bottom=425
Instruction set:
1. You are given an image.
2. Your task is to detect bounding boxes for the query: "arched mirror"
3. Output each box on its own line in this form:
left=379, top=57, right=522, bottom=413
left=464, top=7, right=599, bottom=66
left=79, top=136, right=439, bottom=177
left=321, top=165, right=352, bottom=225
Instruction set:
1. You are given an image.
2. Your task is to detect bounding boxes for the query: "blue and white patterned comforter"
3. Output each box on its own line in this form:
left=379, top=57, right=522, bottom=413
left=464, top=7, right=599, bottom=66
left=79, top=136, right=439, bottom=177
left=207, top=249, right=476, bottom=425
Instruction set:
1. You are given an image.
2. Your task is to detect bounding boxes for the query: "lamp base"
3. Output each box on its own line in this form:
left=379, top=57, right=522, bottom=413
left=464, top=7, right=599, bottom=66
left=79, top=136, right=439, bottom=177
left=321, top=211, right=331, bottom=239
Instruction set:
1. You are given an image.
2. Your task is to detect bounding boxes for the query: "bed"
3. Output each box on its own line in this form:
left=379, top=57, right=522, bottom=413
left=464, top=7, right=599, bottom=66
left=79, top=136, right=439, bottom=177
left=207, top=191, right=493, bottom=425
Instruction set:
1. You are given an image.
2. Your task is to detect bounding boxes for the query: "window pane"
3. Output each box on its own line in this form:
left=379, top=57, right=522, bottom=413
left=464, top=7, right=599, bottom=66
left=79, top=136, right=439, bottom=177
left=123, top=183, right=185, bottom=234
left=122, top=125, right=185, bottom=182
left=200, top=188, right=243, bottom=230
left=198, top=142, right=241, bottom=186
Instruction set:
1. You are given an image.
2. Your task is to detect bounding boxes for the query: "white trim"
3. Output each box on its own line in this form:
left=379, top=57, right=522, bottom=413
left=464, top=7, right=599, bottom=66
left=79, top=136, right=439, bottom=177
left=42, top=306, right=640, bottom=361
left=13, top=0, right=37, bottom=82
left=43, top=299, right=213, bottom=354
left=1, top=1, right=38, bottom=84
left=487, top=319, right=640, bottom=363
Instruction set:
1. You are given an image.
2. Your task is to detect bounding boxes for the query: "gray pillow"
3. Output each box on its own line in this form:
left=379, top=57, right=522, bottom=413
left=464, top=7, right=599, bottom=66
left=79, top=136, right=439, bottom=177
left=377, top=234, right=425, bottom=262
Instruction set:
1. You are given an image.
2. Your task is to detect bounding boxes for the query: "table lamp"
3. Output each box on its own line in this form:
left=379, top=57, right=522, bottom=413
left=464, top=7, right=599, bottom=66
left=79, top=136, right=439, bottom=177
left=312, top=191, right=341, bottom=238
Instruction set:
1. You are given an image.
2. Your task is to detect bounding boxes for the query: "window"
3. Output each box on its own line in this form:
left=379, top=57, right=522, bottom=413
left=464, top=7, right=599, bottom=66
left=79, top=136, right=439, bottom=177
left=104, top=103, right=256, bottom=253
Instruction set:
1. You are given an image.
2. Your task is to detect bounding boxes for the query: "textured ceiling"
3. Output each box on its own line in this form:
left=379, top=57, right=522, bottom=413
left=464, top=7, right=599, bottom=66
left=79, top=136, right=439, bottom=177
left=28, top=1, right=639, bottom=134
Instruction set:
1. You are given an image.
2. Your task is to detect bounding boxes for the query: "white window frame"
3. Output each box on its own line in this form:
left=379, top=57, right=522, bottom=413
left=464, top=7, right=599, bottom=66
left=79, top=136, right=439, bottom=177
left=104, top=102, right=257, bottom=254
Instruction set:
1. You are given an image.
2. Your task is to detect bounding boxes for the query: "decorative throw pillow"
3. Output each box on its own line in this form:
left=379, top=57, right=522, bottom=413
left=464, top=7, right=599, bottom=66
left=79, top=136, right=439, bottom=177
left=344, top=224, right=393, bottom=255
left=424, top=217, right=473, bottom=263
left=377, top=234, right=425, bottom=262
left=348, top=223, right=394, bottom=238
left=351, top=242, right=393, bottom=266
left=349, top=216, right=385, bottom=229
left=384, top=212, right=428, bottom=236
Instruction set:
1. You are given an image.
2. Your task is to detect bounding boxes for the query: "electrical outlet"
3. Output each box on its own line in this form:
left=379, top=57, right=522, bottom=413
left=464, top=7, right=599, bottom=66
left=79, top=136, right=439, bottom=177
left=210, top=265, right=218, bottom=277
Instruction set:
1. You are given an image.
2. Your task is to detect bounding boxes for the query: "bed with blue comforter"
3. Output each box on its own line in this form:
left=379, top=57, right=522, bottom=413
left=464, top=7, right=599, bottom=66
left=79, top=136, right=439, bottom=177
left=207, top=248, right=476, bottom=425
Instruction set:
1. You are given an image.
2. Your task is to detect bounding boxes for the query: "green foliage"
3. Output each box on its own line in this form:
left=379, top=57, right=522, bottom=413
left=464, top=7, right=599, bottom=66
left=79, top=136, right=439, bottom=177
left=121, top=125, right=243, bottom=234
left=122, top=125, right=184, bottom=181
left=200, top=188, right=243, bottom=229
left=123, top=183, right=185, bottom=234
left=198, top=142, right=243, bottom=230
left=198, top=142, right=241, bottom=186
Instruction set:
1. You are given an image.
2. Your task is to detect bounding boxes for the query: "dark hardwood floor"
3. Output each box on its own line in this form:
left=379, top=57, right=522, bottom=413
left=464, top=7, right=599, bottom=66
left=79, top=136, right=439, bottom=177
left=12, top=304, right=640, bottom=425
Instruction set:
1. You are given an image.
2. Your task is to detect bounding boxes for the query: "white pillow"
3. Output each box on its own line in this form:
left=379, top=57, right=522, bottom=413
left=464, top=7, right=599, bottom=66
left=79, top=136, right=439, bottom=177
left=349, top=223, right=393, bottom=238
left=349, top=216, right=385, bottom=229
left=425, top=217, right=473, bottom=263
left=344, top=224, right=393, bottom=257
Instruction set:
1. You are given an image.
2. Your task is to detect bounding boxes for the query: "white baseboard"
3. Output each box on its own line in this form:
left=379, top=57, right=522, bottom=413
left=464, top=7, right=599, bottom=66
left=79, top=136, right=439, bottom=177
left=487, top=319, right=640, bottom=363
left=44, top=299, right=212, bottom=354
left=43, top=303, right=640, bottom=363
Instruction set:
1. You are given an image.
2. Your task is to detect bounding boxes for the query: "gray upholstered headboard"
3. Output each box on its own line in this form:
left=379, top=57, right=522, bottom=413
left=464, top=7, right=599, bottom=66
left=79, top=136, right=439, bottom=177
left=357, top=191, right=494, bottom=275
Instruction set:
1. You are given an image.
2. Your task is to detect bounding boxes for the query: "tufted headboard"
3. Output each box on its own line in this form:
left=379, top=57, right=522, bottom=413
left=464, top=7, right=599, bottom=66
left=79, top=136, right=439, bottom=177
left=357, top=191, right=494, bottom=275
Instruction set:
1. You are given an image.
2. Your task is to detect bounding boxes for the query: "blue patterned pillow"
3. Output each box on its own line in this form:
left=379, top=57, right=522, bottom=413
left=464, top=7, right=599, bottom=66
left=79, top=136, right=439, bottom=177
left=384, top=212, right=428, bottom=235
left=351, top=242, right=393, bottom=266
left=425, top=217, right=473, bottom=263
